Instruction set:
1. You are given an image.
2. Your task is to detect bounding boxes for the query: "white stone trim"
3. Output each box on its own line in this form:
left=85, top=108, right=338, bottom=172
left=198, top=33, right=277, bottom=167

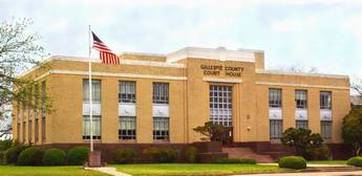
left=320, top=109, right=332, bottom=121
left=256, top=81, right=349, bottom=90
left=119, top=103, right=136, bottom=116
left=167, top=47, right=256, bottom=63
left=269, top=108, right=282, bottom=120
left=203, top=77, right=242, bottom=83
left=153, top=104, right=169, bottom=117
left=51, top=55, right=185, bottom=68
left=46, top=70, right=187, bottom=81
left=295, top=109, right=308, bottom=120
left=257, top=70, right=349, bottom=79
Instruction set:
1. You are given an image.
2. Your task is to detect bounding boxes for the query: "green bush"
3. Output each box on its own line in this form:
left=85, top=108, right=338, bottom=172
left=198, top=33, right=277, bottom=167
left=212, top=158, right=256, bottom=164
left=66, top=146, right=89, bottom=165
left=4, top=145, right=27, bottom=164
left=114, top=148, right=137, bottom=164
left=17, top=147, right=44, bottom=166
left=184, top=146, right=198, bottom=163
left=305, top=145, right=331, bottom=160
left=0, top=140, right=12, bottom=151
left=42, top=148, right=66, bottom=166
left=278, top=156, right=307, bottom=169
left=347, top=156, right=362, bottom=167
left=0, top=151, right=5, bottom=165
left=143, top=147, right=178, bottom=163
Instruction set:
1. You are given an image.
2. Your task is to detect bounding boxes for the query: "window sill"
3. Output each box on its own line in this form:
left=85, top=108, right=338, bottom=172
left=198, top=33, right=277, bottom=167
left=82, top=139, right=102, bottom=143
left=153, top=140, right=170, bottom=144
left=119, top=139, right=136, bottom=143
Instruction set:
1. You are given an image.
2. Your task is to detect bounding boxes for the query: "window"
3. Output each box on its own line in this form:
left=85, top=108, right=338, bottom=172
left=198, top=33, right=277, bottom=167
left=320, top=91, right=332, bottom=109
left=270, top=119, right=283, bottom=140
left=82, top=115, right=101, bottom=140
left=269, top=89, right=282, bottom=108
left=34, top=119, right=39, bottom=143
left=153, top=83, right=169, bottom=104
left=34, top=83, right=40, bottom=119
left=41, top=81, right=46, bottom=143
left=119, top=116, right=136, bottom=140
left=153, top=117, right=169, bottom=140
left=41, top=118, right=46, bottom=143
left=22, top=122, right=26, bottom=143
left=209, top=85, right=233, bottom=127
left=321, top=121, right=332, bottom=140
left=83, top=80, right=101, bottom=104
left=17, top=123, right=20, bottom=142
left=296, top=120, right=308, bottom=129
left=119, top=81, right=136, bottom=103
left=295, top=90, right=307, bottom=109
left=28, top=120, right=32, bottom=144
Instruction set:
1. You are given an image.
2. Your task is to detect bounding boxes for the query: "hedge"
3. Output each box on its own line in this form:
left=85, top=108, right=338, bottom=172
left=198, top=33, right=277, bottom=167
left=184, top=146, right=198, bottom=163
left=278, top=156, right=307, bottom=169
left=347, top=156, right=362, bottom=167
left=143, top=147, right=178, bottom=163
left=42, top=148, right=66, bottom=166
left=113, top=148, right=137, bottom=164
left=17, top=147, right=44, bottom=166
left=66, top=146, right=89, bottom=165
left=5, top=145, right=27, bottom=164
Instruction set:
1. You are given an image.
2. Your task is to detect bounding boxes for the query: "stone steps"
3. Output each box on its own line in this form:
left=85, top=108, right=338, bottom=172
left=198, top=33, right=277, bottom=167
left=222, top=147, right=275, bottom=163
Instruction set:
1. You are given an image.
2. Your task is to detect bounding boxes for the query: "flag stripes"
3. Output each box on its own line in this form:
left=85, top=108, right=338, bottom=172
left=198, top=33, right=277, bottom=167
left=92, top=32, right=120, bottom=64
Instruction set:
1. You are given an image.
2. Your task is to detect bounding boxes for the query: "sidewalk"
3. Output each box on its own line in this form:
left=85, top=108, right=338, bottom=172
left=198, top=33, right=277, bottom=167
left=85, top=167, right=131, bottom=176
left=234, top=170, right=362, bottom=176
left=259, top=163, right=347, bottom=167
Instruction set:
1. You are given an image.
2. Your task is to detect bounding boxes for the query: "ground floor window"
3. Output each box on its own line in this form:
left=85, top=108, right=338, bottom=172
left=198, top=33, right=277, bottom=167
left=17, top=123, right=20, bottom=142
left=321, top=121, right=332, bottom=141
left=296, top=120, right=308, bottom=129
left=42, top=117, right=46, bottom=142
left=28, top=120, right=32, bottom=144
left=35, top=119, right=39, bottom=143
left=22, top=122, right=26, bottom=143
left=82, top=115, right=101, bottom=140
left=270, top=119, right=283, bottom=140
left=153, top=117, right=169, bottom=141
left=119, top=116, right=136, bottom=140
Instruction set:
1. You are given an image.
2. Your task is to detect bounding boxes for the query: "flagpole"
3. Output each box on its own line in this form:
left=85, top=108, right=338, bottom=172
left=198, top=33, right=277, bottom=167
left=88, top=25, right=94, bottom=152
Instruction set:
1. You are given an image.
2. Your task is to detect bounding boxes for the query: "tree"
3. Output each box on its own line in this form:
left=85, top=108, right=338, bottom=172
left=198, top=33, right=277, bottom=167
left=0, top=18, right=46, bottom=138
left=342, top=107, right=362, bottom=156
left=351, top=78, right=362, bottom=96
left=281, top=128, right=325, bottom=159
left=193, top=121, right=230, bottom=142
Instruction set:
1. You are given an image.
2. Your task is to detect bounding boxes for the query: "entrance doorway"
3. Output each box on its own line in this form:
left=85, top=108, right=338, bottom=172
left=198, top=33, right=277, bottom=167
left=209, top=85, right=233, bottom=143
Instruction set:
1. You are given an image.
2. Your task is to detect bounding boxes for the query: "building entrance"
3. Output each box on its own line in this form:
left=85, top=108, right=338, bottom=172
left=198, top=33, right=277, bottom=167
left=209, top=85, right=233, bottom=143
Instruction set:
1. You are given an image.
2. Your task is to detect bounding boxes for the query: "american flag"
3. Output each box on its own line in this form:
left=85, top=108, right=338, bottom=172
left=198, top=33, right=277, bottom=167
left=92, top=32, right=120, bottom=64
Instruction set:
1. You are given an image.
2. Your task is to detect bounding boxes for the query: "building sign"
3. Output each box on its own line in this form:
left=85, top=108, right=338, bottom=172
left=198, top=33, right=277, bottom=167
left=200, top=64, right=244, bottom=77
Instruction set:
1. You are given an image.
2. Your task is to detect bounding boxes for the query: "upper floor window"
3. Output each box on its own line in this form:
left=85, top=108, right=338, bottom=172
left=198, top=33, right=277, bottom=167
left=295, top=90, right=307, bottom=109
left=269, top=88, right=282, bottom=108
left=83, top=80, right=101, bottom=104
left=153, top=83, right=169, bottom=104
left=320, top=91, right=332, bottom=109
left=119, top=81, right=136, bottom=103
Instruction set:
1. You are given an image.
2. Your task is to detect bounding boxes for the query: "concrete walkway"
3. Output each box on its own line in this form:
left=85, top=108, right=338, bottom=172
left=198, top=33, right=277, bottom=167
left=234, top=170, right=362, bottom=176
left=85, top=167, right=131, bottom=176
left=259, top=163, right=348, bottom=167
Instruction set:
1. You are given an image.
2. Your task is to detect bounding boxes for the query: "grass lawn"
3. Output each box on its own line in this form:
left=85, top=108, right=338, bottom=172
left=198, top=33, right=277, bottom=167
left=115, top=163, right=290, bottom=176
left=0, top=166, right=110, bottom=176
left=307, top=160, right=347, bottom=165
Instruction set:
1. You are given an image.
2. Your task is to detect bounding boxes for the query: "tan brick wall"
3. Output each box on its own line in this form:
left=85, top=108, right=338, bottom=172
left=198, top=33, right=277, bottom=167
left=13, top=54, right=350, bottom=145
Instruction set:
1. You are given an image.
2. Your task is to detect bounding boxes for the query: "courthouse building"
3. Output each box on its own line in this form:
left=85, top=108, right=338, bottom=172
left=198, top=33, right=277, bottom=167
left=12, top=47, right=350, bottom=156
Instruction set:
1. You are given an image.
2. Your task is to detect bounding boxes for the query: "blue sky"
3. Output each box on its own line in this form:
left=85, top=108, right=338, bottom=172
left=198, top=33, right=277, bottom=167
left=1, top=0, right=362, bottom=77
